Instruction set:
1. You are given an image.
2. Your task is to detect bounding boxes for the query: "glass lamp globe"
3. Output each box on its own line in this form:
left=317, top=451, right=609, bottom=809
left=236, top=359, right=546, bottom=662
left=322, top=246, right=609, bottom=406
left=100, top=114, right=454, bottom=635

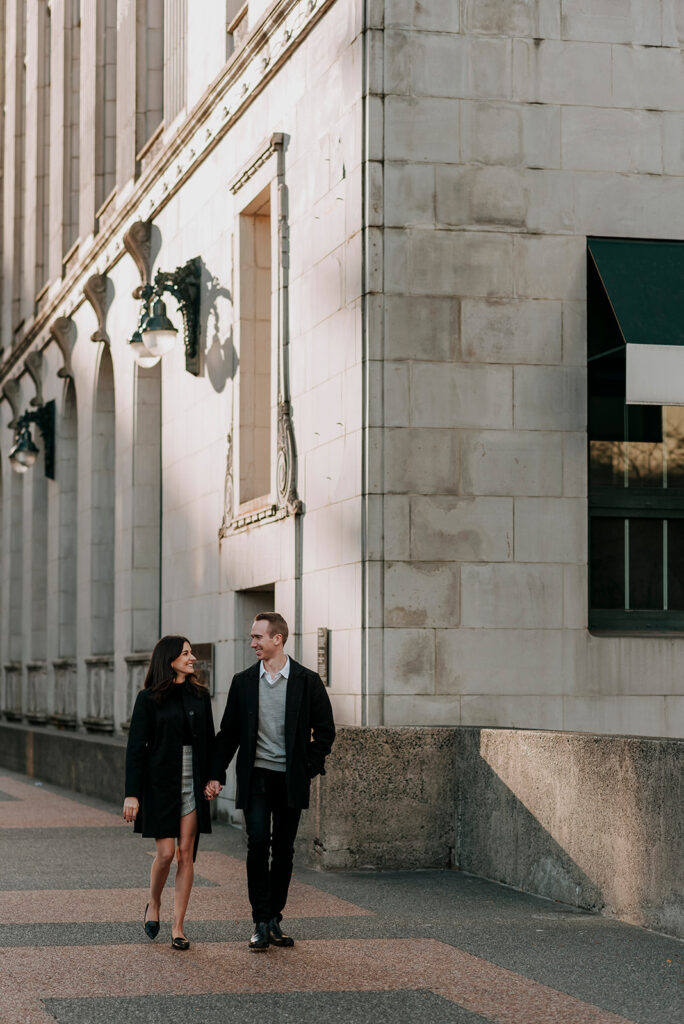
left=9, top=426, right=39, bottom=474
left=141, top=297, right=177, bottom=357
left=128, top=329, right=161, bottom=369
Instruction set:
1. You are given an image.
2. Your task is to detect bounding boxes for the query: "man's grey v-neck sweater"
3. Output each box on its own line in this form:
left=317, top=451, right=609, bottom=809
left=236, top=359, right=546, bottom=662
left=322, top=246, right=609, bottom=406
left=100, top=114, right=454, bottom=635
left=254, top=672, right=288, bottom=772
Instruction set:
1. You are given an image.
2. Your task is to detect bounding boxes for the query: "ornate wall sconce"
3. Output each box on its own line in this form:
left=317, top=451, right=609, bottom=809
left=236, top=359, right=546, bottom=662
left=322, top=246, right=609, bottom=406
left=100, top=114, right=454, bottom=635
left=128, top=257, right=201, bottom=375
left=8, top=401, right=56, bottom=478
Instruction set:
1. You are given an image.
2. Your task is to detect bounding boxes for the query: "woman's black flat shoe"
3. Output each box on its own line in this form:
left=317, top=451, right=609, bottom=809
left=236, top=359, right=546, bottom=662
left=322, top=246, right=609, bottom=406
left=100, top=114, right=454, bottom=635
left=171, top=936, right=190, bottom=950
left=144, top=903, right=160, bottom=940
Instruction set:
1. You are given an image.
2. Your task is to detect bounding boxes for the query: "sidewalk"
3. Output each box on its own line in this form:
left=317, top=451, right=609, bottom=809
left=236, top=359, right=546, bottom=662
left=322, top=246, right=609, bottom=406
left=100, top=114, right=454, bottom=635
left=0, top=769, right=681, bottom=1024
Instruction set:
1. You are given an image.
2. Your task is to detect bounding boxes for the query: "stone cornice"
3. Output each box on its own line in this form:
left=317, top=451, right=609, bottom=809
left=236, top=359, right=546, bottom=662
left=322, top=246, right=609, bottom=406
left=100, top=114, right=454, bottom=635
left=0, top=0, right=337, bottom=383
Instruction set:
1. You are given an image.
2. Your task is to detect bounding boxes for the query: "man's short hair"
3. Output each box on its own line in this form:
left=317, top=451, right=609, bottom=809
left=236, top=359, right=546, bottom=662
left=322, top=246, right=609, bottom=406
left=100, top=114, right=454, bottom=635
left=255, top=612, right=289, bottom=646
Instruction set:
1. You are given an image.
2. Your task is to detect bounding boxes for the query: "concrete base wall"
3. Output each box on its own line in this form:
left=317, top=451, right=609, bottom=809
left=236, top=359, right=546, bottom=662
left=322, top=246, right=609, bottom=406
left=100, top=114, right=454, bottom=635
left=2, top=721, right=682, bottom=938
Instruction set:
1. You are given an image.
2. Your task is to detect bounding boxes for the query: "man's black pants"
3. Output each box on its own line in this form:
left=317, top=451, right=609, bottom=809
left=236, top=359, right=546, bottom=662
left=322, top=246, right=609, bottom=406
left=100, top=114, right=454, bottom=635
left=244, top=767, right=301, bottom=924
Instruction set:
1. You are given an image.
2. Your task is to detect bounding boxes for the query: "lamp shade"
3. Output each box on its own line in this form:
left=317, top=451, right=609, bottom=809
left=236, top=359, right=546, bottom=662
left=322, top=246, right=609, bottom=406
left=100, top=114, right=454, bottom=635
left=9, top=425, right=39, bottom=473
left=141, top=297, right=177, bottom=356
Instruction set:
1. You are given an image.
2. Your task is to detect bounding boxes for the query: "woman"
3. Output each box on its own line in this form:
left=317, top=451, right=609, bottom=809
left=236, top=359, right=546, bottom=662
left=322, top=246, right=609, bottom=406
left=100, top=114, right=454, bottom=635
left=123, top=636, right=216, bottom=950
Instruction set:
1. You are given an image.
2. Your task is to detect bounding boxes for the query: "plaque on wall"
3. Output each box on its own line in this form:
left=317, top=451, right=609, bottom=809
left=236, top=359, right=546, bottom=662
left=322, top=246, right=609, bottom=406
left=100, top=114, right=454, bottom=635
left=317, top=627, right=330, bottom=687
left=193, top=643, right=215, bottom=696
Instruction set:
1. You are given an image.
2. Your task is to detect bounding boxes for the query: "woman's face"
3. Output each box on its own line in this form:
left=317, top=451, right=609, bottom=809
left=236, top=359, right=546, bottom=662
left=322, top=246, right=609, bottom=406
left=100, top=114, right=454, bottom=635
left=170, top=641, right=196, bottom=678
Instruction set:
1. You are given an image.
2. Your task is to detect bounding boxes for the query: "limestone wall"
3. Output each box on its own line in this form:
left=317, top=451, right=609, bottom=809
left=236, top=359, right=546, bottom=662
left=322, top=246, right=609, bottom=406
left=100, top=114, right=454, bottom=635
left=371, top=0, right=684, bottom=736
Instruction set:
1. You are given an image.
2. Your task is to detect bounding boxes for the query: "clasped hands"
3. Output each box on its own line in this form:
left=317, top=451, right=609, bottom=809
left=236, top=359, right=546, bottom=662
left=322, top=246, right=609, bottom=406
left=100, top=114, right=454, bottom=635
left=204, top=780, right=222, bottom=800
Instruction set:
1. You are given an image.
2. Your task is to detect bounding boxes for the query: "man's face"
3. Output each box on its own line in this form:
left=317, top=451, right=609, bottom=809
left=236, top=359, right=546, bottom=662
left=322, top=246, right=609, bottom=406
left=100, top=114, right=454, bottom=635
left=250, top=619, right=281, bottom=661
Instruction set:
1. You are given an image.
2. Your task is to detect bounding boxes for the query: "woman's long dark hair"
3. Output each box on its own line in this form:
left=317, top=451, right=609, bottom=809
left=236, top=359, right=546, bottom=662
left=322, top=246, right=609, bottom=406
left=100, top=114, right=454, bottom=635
left=143, top=635, right=207, bottom=701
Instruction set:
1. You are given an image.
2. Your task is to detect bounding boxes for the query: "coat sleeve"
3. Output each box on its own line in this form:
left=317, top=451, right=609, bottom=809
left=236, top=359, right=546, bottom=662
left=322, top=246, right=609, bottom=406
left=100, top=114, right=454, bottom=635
left=211, top=677, right=241, bottom=783
left=125, top=690, right=151, bottom=798
left=307, top=674, right=336, bottom=777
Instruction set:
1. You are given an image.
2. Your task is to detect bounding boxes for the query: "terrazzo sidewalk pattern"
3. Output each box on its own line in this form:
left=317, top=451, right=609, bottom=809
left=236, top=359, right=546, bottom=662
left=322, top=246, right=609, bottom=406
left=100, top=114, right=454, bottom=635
left=0, top=771, right=681, bottom=1024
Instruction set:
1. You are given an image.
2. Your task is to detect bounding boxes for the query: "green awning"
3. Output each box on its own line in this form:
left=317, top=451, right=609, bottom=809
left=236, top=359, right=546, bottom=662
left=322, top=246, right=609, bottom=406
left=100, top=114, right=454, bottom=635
left=588, top=237, right=684, bottom=348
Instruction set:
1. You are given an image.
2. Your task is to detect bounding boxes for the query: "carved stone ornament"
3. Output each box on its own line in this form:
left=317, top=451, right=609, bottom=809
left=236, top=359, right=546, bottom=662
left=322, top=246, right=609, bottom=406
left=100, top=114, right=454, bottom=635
left=123, top=220, right=152, bottom=296
left=84, top=274, right=109, bottom=343
left=276, top=400, right=302, bottom=513
left=25, top=350, right=44, bottom=407
left=49, top=316, right=75, bottom=379
left=219, top=431, right=234, bottom=535
left=1, top=378, right=22, bottom=429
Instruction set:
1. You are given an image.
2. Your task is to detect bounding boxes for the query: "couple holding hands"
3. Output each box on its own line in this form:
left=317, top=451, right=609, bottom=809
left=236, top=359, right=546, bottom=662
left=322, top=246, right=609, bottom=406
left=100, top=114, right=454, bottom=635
left=123, top=612, right=335, bottom=951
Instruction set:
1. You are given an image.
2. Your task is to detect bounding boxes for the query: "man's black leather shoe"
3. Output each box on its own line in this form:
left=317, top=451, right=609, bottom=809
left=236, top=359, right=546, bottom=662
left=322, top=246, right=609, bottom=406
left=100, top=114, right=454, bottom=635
left=249, top=921, right=270, bottom=951
left=268, top=918, right=295, bottom=947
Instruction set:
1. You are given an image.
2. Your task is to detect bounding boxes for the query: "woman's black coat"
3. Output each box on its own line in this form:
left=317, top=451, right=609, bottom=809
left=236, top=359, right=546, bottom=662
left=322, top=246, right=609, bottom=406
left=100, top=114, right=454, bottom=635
left=212, top=659, right=335, bottom=810
left=125, top=683, right=215, bottom=856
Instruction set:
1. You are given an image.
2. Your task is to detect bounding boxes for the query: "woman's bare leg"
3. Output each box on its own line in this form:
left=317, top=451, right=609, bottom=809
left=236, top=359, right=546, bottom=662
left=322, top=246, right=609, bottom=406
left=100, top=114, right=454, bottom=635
left=148, top=837, right=175, bottom=920
left=172, top=810, right=197, bottom=939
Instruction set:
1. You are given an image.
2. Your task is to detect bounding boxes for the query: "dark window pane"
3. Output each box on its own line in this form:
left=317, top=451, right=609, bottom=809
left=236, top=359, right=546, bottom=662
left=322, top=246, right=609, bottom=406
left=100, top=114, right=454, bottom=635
left=626, top=442, right=663, bottom=488
left=590, top=518, right=625, bottom=609
left=627, top=405, right=662, bottom=443
left=590, top=440, right=624, bottom=487
left=629, top=518, right=663, bottom=610
left=667, top=520, right=684, bottom=610
left=664, top=407, right=684, bottom=488
left=589, top=394, right=624, bottom=441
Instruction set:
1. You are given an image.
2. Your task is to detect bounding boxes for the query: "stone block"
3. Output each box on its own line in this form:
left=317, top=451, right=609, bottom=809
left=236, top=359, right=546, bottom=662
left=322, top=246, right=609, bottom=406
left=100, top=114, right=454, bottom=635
left=383, top=495, right=411, bottom=560
left=410, top=363, right=512, bottom=430
left=461, top=298, right=562, bottom=365
left=385, top=295, right=460, bottom=362
left=384, top=96, right=460, bottom=163
left=523, top=169, right=576, bottom=234
left=410, top=495, right=513, bottom=562
left=513, top=234, right=586, bottom=301
left=461, top=694, right=564, bottom=730
left=383, top=29, right=410, bottom=96
left=382, top=427, right=461, bottom=494
left=513, top=38, right=613, bottom=107
left=514, top=497, right=587, bottom=564
left=522, top=104, right=562, bottom=169
left=562, top=696, right=667, bottom=737
left=385, top=162, right=435, bottom=227
left=563, top=564, right=588, bottom=629
left=612, top=44, right=684, bottom=111
left=574, top=172, right=684, bottom=239
left=514, top=365, right=586, bottom=431
left=561, top=300, right=586, bottom=367
left=384, top=0, right=461, bottom=32
left=463, top=0, right=560, bottom=38
left=662, top=113, right=684, bottom=175
left=400, top=229, right=514, bottom=298
left=384, top=561, right=460, bottom=629
left=383, top=695, right=460, bottom=726
left=461, top=563, right=564, bottom=627
left=561, top=107, right=662, bottom=174
left=560, top=0, right=660, bottom=44
left=383, top=627, right=435, bottom=693
left=384, top=361, right=410, bottom=426
left=436, top=628, right=583, bottom=695
left=412, top=33, right=512, bottom=101
left=461, top=429, right=563, bottom=496
left=437, top=166, right=527, bottom=228
left=460, top=100, right=522, bottom=166
left=562, top=431, right=587, bottom=498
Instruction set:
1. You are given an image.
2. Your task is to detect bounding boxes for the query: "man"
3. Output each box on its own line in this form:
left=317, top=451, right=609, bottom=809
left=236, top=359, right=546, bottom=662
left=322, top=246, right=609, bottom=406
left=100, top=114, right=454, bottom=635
left=205, top=612, right=335, bottom=951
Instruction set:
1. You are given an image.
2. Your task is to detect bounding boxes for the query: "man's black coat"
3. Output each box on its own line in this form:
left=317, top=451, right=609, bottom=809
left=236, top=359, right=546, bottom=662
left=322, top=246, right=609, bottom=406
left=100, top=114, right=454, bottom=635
left=212, top=659, right=335, bottom=809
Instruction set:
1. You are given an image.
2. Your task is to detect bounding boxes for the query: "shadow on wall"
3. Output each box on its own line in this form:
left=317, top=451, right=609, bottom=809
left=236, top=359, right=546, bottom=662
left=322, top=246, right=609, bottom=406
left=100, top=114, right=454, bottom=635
left=299, top=726, right=684, bottom=939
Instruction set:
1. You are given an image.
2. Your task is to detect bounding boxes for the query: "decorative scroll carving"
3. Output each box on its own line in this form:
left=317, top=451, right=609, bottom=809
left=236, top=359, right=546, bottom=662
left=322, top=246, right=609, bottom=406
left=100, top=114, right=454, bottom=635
left=51, top=658, right=77, bottom=728
left=83, top=657, right=114, bottom=732
left=84, top=274, right=109, bottom=343
left=3, top=663, right=23, bottom=720
left=276, top=400, right=302, bottom=513
left=25, top=351, right=44, bottom=407
left=219, top=431, right=234, bottom=536
left=26, top=662, right=48, bottom=724
left=1, top=378, right=21, bottom=429
left=49, top=316, right=75, bottom=379
left=123, top=220, right=152, bottom=295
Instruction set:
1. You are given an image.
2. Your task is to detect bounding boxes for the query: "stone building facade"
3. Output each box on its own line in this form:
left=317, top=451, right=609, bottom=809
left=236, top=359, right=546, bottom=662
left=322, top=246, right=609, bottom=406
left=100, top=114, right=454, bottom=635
left=0, top=1, right=682, bottom=930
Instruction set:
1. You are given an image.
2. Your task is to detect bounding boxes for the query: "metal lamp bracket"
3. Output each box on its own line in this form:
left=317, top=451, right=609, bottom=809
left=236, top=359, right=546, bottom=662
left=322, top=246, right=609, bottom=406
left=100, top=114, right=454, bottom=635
left=149, top=257, right=202, bottom=376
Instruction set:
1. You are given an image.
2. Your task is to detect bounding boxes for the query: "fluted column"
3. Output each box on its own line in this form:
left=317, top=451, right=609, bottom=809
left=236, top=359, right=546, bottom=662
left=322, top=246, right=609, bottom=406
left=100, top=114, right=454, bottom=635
left=116, top=0, right=137, bottom=190
left=163, top=0, right=186, bottom=125
left=78, top=0, right=97, bottom=240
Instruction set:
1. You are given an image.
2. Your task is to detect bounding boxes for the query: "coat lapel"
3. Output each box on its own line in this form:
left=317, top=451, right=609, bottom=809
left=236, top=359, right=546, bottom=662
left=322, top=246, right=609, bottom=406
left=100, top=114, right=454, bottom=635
left=285, top=659, right=304, bottom=754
